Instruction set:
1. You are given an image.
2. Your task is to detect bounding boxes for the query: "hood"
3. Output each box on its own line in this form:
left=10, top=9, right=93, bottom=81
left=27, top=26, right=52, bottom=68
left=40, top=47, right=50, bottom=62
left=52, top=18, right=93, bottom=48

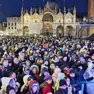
left=23, top=75, right=31, bottom=85
left=58, top=73, right=65, bottom=80
left=54, top=67, right=61, bottom=73
left=1, top=77, right=16, bottom=91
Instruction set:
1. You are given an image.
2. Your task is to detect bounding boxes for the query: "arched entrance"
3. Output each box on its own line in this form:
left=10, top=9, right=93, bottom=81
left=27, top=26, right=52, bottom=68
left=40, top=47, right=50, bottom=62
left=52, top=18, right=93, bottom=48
left=42, top=13, right=53, bottom=36
left=57, top=25, right=64, bottom=37
left=44, top=23, right=53, bottom=36
left=42, top=13, right=53, bottom=22
left=23, top=26, right=29, bottom=36
left=66, top=26, right=73, bottom=37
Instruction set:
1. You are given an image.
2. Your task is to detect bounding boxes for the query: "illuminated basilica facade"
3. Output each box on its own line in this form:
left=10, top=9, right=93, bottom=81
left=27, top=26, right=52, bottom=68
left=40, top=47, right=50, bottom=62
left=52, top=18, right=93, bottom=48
left=6, top=2, right=80, bottom=36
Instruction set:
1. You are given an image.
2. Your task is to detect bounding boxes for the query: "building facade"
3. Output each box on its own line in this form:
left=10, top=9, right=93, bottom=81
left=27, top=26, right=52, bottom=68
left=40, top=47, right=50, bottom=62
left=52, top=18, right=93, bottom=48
left=6, top=17, right=20, bottom=36
left=88, top=0, right=94, bottom=35
left=6, top=2, right=80, bottom=36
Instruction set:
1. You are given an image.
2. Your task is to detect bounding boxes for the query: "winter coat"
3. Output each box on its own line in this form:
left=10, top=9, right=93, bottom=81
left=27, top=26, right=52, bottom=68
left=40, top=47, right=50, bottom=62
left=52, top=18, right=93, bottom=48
left=38, top=74, right=45, bottom=84
left=70, top=77, right=81, bottom=93
left=21, top=85, right=29, bottom=94
left=67, top=85, right=75, bottom=94
left=0, top=77, right=16, bottom=94
left=41, top=82, right=52, bottom=94
left=55, top=88, right=68, bottom=94
left=20, top=75, right=31, bottom=94
left=2, top=66, right=11, bottom=77
left=76, top=68, right=85, bottom=82
left=83, top=65, right=94, bottom=94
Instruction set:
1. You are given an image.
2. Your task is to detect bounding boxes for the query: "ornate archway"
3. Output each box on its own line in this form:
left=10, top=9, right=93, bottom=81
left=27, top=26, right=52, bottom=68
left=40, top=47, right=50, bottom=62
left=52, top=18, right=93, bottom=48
left=66, top=26, right=73, bottom=37
left=42, top=13, right=53, bottom=22
left=43, top=23, right=53, bottom=36
left=57, top=25, right=64, bottom=37
left=23, top=26, right=29, bottom=35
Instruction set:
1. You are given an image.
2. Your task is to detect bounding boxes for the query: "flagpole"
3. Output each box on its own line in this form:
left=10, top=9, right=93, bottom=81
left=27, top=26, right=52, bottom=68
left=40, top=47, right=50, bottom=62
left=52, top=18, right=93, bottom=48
left=63, top=0, right=65, bottom=37
left=22, top=0, right=24, bottom=36
left=43, top=0, right=44, bottom=36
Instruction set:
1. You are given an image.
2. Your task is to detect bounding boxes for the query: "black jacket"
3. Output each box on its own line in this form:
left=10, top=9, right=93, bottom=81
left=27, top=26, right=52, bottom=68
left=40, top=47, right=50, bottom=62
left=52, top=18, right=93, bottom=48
left=55, top=88, right=68, bottom=94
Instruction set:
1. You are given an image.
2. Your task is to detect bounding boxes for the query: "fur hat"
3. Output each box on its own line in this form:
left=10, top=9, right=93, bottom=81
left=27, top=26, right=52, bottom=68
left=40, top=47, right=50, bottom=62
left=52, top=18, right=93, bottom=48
left=30, top=65, right=39, bottom=73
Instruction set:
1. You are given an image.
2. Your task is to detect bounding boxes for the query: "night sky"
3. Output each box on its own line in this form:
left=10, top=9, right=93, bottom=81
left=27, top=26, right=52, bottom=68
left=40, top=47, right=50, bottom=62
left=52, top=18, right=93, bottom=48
left=0, top=0, right=88, bottom=20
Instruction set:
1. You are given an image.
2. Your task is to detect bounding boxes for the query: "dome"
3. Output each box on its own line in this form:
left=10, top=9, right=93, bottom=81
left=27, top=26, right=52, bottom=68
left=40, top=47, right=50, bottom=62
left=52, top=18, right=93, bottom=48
left=49, top=2, right=59, bottom=9
left=45, top=1, right=59, bottom=10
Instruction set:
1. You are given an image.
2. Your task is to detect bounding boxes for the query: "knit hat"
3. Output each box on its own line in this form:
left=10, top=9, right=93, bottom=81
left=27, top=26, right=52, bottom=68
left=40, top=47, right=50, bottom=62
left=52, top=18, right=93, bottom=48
left=29, top=80, right=40, bottom=90
left=42, top=67, right=49, bottom=73
left=59, top=79, right=67, bottom=86
left=44, top=75, right=52, bottom=81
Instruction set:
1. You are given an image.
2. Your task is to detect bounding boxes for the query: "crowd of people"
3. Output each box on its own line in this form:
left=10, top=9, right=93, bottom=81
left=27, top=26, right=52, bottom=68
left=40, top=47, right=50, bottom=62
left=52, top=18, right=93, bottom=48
left=0, top=35, right=94, bottom=94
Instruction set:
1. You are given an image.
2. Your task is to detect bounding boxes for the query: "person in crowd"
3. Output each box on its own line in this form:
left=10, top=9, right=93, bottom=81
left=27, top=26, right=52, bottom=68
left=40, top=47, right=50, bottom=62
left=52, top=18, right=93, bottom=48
left=0, top=77, right=16, bottom=94
left=41, top=75, right=53, bottom=94
left=0, top=36, right=94, bottom=94
left=55, top=79, right=68, bottom=94
left=6, top=86, right=16, bottom=94
left=69, top=69, right=81, bottom=94
left=20, top=75, right=33, bottom=94
left=27, top=80, right=40, bottom=94
left=30, top=65, right=39, bottom=80
left=83, top=60, right=94, bottom=94
left=9, top=72, right=20, bottom=93
left=65, top=77, right=75, bottom=94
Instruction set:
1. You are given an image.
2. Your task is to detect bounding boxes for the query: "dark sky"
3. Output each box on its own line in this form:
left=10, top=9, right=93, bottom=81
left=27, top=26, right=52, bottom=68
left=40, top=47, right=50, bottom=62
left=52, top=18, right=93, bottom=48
left=0, top=0, right=88, bottom=18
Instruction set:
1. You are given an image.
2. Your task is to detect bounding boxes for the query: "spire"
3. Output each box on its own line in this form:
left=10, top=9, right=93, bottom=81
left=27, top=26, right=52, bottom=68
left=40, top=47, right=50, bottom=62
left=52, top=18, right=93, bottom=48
left=21, top=0, right=24, bottom=15
left=26, top=9, right=28, bottom=13
left=64, top=6, right=66, bottom=14
left=35, top=8, right=37, bottom=13
left=39, top=7, right=42, bottom=14
left=55, top=6, right=57, bottom=14
left=73, top=6, right=76, bottom=14
left=30, top=7, right=33, bottom=15
left=21, top=7, right=24, bottom=15
left=73, top=6, right=76, bottom=23
left=68, top=9, right=70, bottom=13
left=59, top=8, right=61, bottom=13
left=46, top=1, right=49, bottom=9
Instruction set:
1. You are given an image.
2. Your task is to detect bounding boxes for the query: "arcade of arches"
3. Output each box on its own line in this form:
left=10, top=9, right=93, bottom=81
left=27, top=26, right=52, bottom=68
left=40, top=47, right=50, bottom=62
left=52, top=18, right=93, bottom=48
left=42, top=13, right=74, bottom=36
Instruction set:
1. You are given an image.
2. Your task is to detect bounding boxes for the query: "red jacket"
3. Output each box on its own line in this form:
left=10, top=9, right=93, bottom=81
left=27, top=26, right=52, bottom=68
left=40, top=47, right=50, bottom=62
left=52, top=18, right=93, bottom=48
left=35, top=73, right=39, bottom=79
left=42, top=82, right=52, bottom=94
